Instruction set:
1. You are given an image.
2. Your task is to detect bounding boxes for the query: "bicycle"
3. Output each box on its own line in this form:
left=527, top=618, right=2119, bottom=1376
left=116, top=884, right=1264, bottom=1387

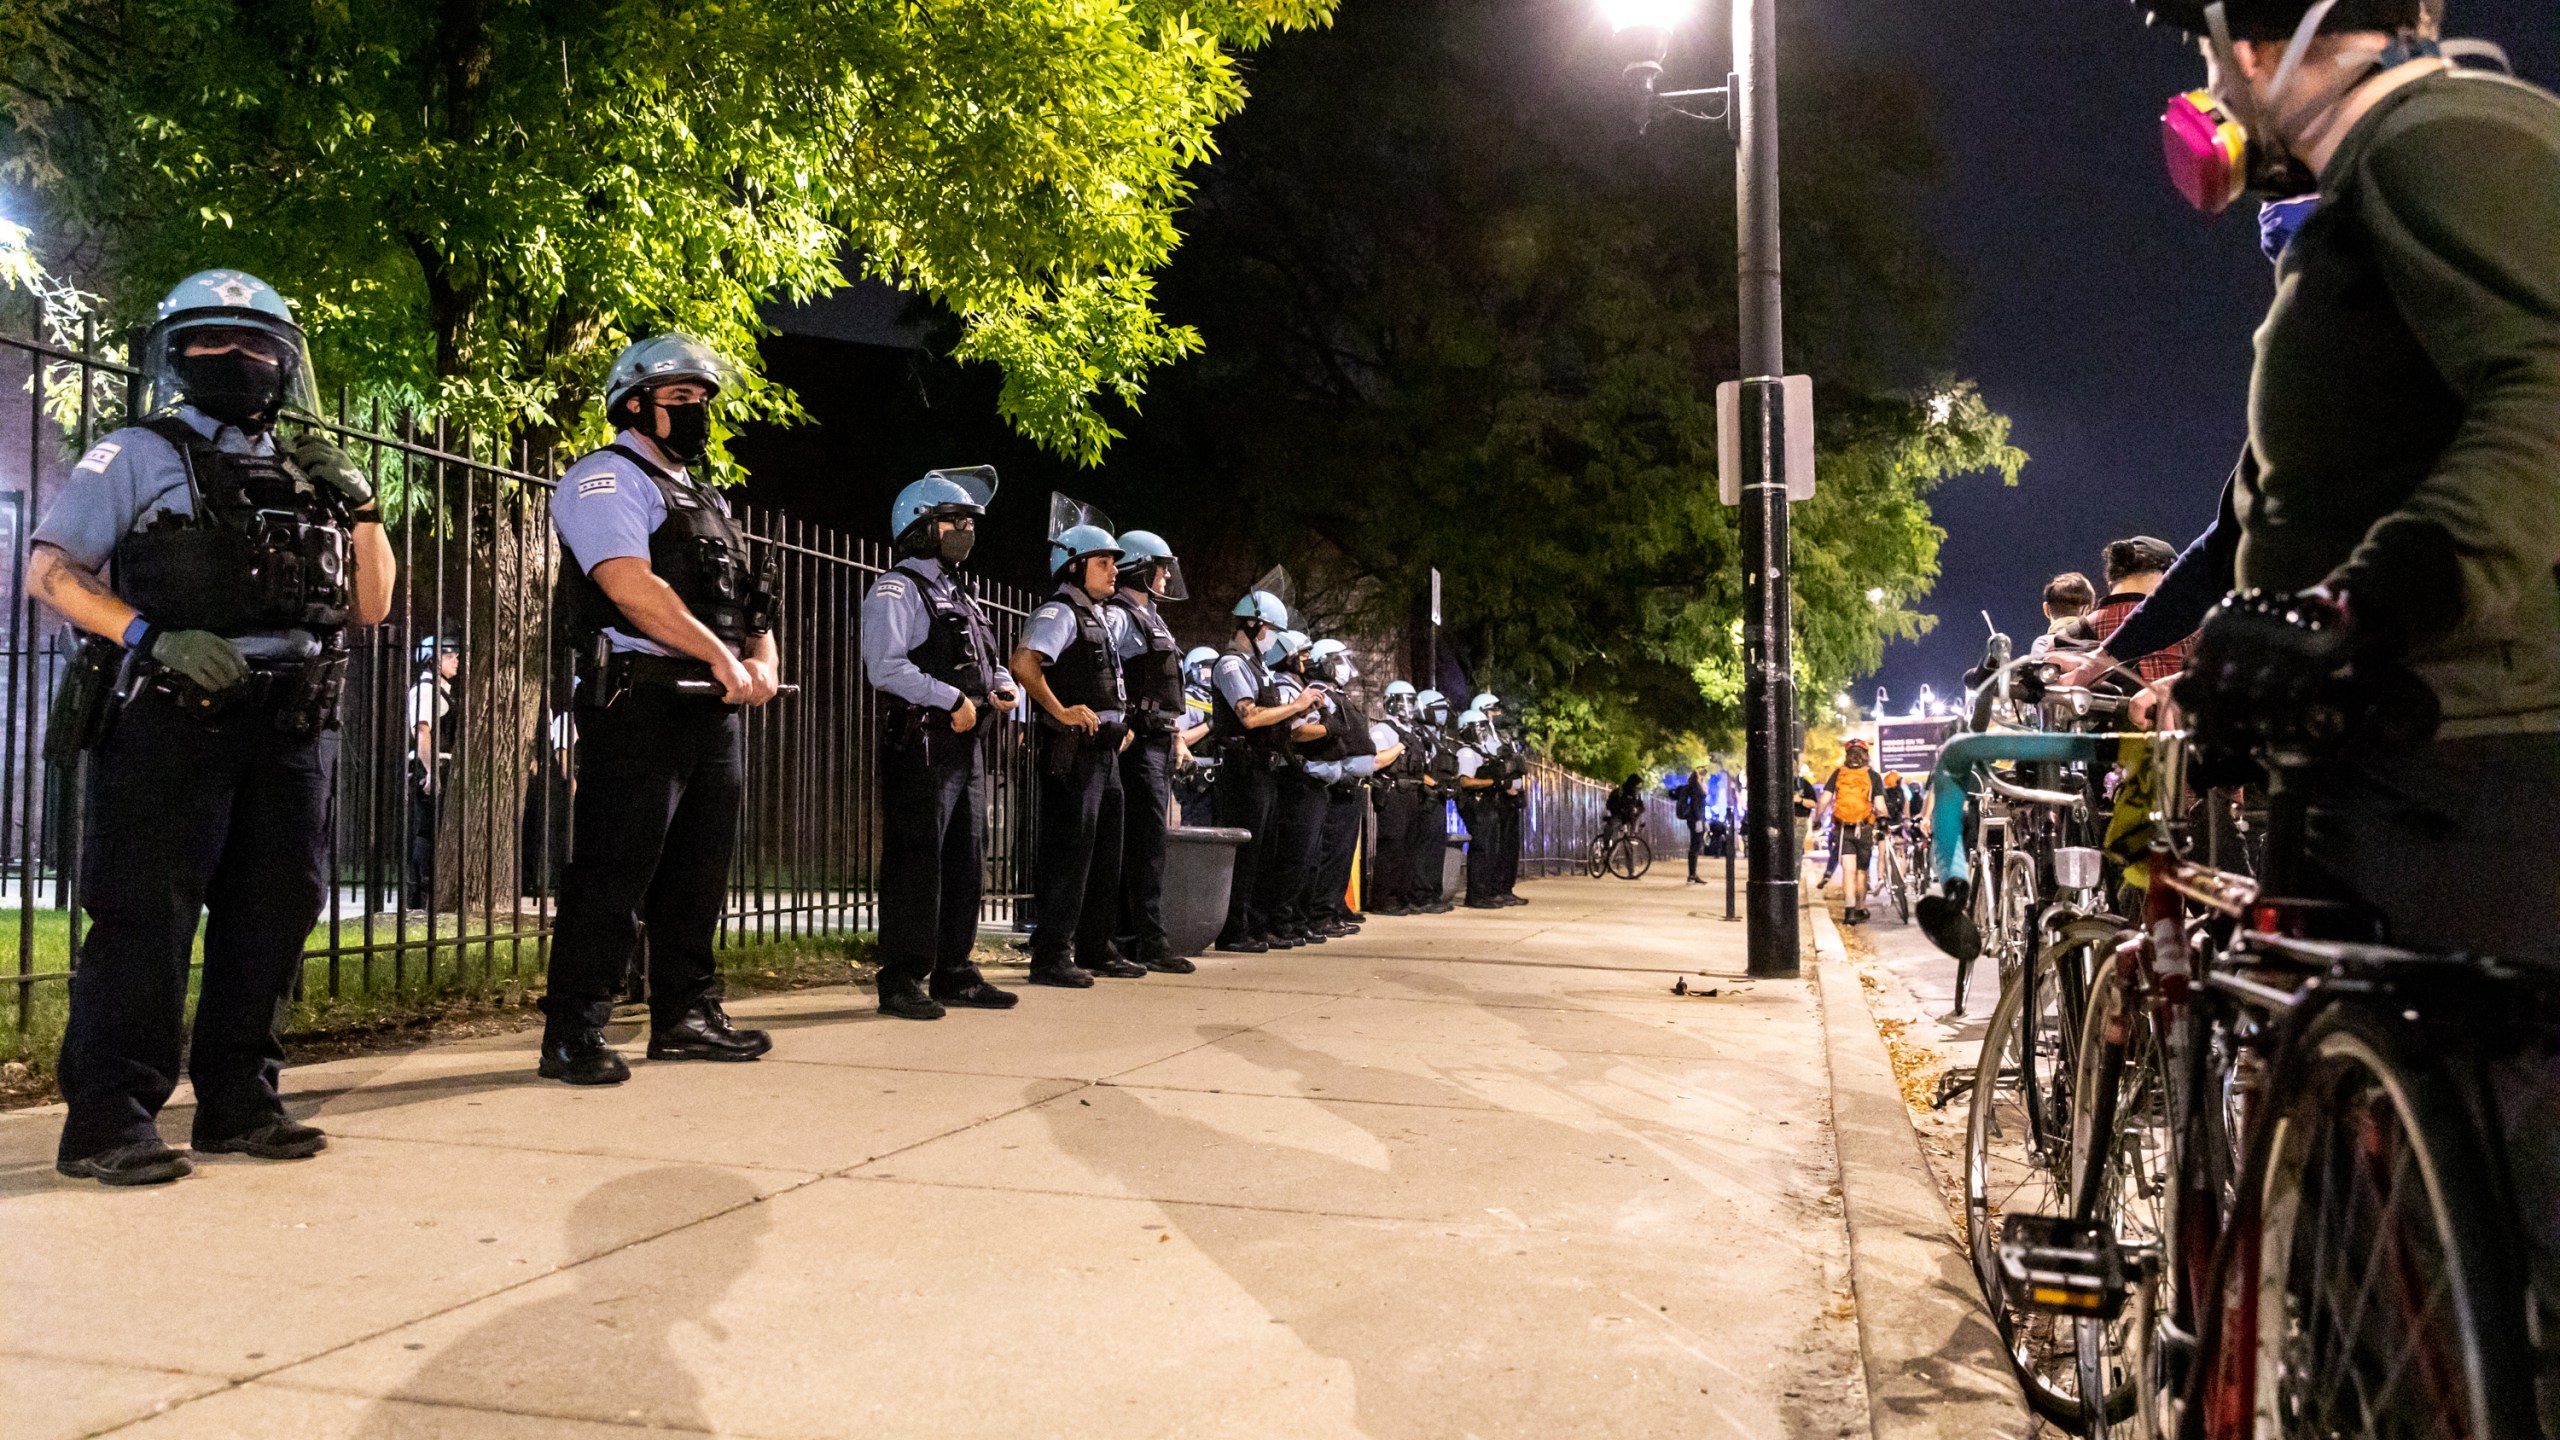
left=1585, top=815, right=1652, bottom=880
left=1874, top=816, right=1919, bottom=923
left=2004, top=712, right=2553, bottom=1439
left=1923, top=726, right=2131, bottom=1430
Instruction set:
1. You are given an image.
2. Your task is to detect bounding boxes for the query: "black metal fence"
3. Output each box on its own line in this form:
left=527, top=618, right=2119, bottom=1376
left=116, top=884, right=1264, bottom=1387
left=0, top=310, right=1611, bottom=1047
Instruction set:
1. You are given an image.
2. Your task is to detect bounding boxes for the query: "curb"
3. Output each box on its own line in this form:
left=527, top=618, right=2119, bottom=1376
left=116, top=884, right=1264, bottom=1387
left=1806, top=899, right=2035, bottom=1440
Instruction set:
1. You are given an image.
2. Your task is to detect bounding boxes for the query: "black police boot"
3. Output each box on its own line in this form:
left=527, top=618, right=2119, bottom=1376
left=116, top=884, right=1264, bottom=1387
left=57, top=1140, right=193, bottom=1186
left=931, top=973, right=1019, bottom=1009
left=194, top=1119, right=328, bottom=1160
left=538, top=1029, right=632, bottom=1085
left=1134, top=937, right=1197, bottom=975
left=648, top=1000, right=774, bottom=1061
left=1029, top=959, right=1096, bottom=988
left=1080, top=943, right=1148, bottom=979
left=1369, top=903, right=1411, bottom=917
left=1214, top=933, right=1269, bottom=954
left=878, top=977, right=947, bottom=1021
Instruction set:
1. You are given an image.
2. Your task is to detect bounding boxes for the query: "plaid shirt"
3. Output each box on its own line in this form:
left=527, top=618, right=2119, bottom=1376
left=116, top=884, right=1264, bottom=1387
left=2084, top=592, right=2195, bottom=683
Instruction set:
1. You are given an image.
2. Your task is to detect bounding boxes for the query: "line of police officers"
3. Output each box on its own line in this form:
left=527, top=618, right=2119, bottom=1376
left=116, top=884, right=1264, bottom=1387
left=30, top=272, right=1535, bottom=1186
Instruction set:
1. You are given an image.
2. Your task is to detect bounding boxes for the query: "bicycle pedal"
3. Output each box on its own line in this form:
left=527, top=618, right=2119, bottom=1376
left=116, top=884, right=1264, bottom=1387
left=1996, top=1214, right=2128, bottom=1320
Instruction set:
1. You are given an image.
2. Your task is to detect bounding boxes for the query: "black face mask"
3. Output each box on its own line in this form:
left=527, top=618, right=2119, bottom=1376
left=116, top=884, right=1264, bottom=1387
left=937, top=528, right=975, bottom=567
left=651, top=400, right=712, bottom=462
left=175, top=350, right=285, bottom=431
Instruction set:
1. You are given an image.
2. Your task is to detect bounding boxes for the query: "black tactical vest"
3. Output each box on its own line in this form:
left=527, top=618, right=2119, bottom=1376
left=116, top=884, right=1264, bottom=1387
left=559, top=445, right=774, bottom=647
left=1335, top=695, right=1377, bottom=759
left=1039, top=587, right=1125, bottom=716
left=114, top=418, right=353, bottom=637
left=1425, top=727, right=1461, bottom=783
left=1384, top=716, right=1427, bottom=779
left=882, top=560, right=1000, bottom=717
left=1108, top=591, right=1184, bottom=716
left=1210, top=648, right=1283, bottom=754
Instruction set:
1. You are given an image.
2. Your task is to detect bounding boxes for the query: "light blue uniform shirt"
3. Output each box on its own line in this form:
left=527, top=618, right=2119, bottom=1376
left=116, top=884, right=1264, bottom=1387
left=1212, top=649, right=1265, bottom=711
left=1021, top=586, right=1131, bottom=725
left=861, top=557, right=974, bottom=712
left=35, top=405, right=314, bottom=659
left=549, top=431, right=735, bottom=656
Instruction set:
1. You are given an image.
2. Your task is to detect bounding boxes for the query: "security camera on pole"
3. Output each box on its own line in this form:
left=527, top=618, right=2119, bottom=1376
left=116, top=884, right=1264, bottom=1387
left=1605, top=0, right=1805, bottom=978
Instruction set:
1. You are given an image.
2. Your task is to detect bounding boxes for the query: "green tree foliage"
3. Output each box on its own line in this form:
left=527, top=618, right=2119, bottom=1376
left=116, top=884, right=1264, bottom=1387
left=0, top=0, right=1333, bottom=456
left=1093, top=0, right=2022, bottom=773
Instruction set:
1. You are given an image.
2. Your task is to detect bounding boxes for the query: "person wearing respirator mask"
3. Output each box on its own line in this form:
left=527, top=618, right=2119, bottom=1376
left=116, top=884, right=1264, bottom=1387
left=860, top=466, right=1021, bottom=1020
left=28, top=268, right=396, bottom=1184
left=542, top=335, right=782, bottom=1082
left=2142, top=0, right=2560, bottom=1385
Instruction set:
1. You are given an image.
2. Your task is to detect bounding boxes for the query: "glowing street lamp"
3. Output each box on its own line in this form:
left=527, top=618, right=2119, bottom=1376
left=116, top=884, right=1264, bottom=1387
left=1602, top=0, right=1793, bottom=975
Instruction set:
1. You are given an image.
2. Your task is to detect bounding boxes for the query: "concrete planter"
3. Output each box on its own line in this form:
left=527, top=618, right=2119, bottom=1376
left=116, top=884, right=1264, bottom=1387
left=1163, top=826, right=1250, bottom=956
left=1440, top=837, right=1465, bottom=903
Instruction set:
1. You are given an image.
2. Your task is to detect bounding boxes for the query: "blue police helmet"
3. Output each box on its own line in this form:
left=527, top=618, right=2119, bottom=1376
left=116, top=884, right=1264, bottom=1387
left=1115, top=529, right=1188, bottom=601
left=1471, top=691, right=1500, bottom=713
left=1415, top=687, right=1445, bottom=710
left=603, top=333, right=729, bottom=419
left=414, top=634, right=458, bottom=665
left=141, top=269, right=321, bottom=423
left=1050, top=523, right=1123, bottom=580
left=1308, top=637, right=1354, bottom=683
left=1184, top=645, right=1219, bottom=668
left=1384, top=680, right=1417, bottom=698
left=891, top=466, right=999, bottom=545
left=1262, top=628, right=1310, bottom=667
left=1458, top=708, right=1486, bottom=729
left=1230, top=590, right=1289, bottom=628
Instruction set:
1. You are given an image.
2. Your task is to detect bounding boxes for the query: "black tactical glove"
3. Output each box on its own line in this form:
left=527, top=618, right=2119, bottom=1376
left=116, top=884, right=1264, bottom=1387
left=2171, top=589, right=2438, bottom=762
left=290, top=435, right=375, bottom=512
left=148, top=627, right=249, bottom=694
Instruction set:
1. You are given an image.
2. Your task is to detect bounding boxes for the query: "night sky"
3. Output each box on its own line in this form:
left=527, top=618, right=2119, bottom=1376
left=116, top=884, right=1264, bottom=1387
left=1837, top=0, right=2560, bottom=715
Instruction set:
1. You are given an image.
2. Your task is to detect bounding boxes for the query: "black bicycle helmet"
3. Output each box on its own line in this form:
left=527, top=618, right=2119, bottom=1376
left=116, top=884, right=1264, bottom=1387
left=2128, top=0, right=2424, bottom=37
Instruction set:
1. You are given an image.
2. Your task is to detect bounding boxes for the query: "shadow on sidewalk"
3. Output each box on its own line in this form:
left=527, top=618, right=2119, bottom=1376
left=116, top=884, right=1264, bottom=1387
left=348, top=1165, right=770, bottom=1437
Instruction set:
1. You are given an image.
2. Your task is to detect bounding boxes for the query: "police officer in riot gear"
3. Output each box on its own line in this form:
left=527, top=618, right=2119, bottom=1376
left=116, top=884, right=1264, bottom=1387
left=1209, top=592, right=1320, bottom=951
left=1411, top=690, right=1461, bottom=913
left=1369, top=681, right=1428, bottom=915
left=28, top=269, right=396, bottom=1183
left=1107, top=530, right=1197, bottom=974
left=406, top=635, right=458, bottom=910
left=861, top=467, right=1022, bottom=1020
left=1174, top=646, right=1219, bottom=826
left=541, top=334, right=780, bottom=1084
left=1011, top=522, right=1141, bottom=986
left=1453, top=707, right=1515, bottom=909
left=1472, top=691, right=1529, bottom=905
left=1302, top=640, right=1396, bottom=934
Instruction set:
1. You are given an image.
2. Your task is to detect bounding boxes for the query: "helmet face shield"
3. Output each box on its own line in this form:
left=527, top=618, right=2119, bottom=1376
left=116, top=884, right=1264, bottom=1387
left=141, top=311, right=321, bottom=429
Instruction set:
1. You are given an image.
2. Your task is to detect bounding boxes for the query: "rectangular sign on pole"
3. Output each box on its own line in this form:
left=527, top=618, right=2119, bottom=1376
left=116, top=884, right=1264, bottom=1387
left=1429, top=567, right=1441, bottom=628
left=1716, top=374, right=1817, bottom=506
left=1875, top=715, right=1957, bottom=779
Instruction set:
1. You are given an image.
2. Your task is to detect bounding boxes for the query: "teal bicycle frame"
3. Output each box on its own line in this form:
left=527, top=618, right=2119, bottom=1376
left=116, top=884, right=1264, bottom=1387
left=1925, top=730, right=2123, bottom=887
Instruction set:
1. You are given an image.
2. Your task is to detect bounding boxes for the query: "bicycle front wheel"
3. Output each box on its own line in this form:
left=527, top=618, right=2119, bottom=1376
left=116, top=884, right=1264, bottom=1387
left=2065, top=935, right=2171, bottom=1438
left=2222, top=1005, right=2539, bottom=1440
left=1966, top=938, right=2093, bottom=1428
left=1609, top=835, right=1652, bottom=880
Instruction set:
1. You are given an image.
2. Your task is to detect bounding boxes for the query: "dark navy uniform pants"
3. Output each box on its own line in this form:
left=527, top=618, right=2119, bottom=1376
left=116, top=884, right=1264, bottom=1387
left=1259, top=770, right=1326, bottom=936
left=1213, top=757, right=1277, bottom=943
left=542, top=688, right=740, bottom=1034
left=876, top=723, right=991, bottom=993
left=56, top=688, right=333, bottom=1161
left=1461, top=794, right=1502, bottom=906
left=1371, top=785, right=1416, bottom=909
left=1032, top=727, right=1124, bottom=969
left=1117, top=733, right=1175, bottom=954
left=1313, top=782, right=1364, bottom=921
left=1409, top=790, right=1450, bottom=905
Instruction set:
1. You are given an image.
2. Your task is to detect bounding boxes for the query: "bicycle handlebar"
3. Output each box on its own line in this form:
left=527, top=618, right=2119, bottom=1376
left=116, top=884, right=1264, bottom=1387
left=1983, top=770, right=2084, bottom=810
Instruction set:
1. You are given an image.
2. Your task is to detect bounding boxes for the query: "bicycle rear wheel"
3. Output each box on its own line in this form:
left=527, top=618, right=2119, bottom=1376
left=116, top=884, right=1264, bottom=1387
left=2065, top=934, right=2170, bottom=1439
left=1967, top=937, right=2094, bottom=1428
left=2215, top=1005, right=2538, bottom=1440
left=1609, top=835, right=1652, bottom=879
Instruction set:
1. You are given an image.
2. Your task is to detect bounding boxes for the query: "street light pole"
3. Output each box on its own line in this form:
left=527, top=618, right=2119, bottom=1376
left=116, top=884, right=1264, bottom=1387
left=1609, top=0, right=1796, bottom=977
left=1731, top=0, right=1798, bottom=978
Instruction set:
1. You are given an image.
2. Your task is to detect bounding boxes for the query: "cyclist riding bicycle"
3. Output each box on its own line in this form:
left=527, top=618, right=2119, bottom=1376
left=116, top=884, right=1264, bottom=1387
left=2122, top=0, right=2560, bottom=1408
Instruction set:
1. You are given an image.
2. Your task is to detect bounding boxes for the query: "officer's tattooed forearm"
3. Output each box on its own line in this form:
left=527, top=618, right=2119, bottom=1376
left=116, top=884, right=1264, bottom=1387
left=31, top=544, right=119, bottom=608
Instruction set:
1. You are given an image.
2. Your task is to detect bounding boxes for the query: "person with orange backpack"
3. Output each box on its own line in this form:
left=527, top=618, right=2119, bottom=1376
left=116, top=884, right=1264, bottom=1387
left=1821, top=738, right=1884, bottom=924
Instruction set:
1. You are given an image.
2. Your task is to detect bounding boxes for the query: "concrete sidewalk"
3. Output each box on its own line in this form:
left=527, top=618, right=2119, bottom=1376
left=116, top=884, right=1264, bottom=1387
left=5, top=872, right=1932, bottom=1440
